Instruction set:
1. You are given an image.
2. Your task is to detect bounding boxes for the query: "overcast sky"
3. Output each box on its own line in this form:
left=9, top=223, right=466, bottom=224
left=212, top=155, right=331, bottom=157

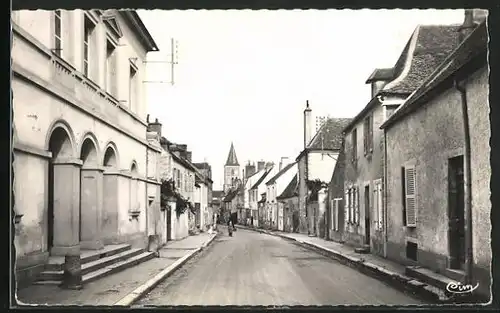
left=138, top=9, right=464, bottom=190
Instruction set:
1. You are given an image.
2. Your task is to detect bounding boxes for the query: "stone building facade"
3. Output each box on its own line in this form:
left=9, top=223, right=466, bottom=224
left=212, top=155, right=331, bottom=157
left=12, top=9, right=161, bottom=286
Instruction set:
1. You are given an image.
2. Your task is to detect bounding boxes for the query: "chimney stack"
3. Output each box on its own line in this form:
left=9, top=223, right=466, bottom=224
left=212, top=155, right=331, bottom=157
left=257, top=161, right=265, bottom=172
left=147, top=117, right=162, bottom=137
left=304, top=100, right=313, bottom=148
left=279, top=157, right=289, bottom=171
left=460, top=9, right=488, bottom=41
left=186, top=151, right=192, bottom=162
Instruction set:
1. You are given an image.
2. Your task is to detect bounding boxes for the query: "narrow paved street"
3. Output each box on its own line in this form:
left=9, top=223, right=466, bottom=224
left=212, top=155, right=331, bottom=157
left=136, top=228, right=427, bottom=306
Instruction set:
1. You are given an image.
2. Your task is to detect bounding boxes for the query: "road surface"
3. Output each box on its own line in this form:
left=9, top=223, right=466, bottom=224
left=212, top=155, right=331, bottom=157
left=136, top=227, right=427, bottom=306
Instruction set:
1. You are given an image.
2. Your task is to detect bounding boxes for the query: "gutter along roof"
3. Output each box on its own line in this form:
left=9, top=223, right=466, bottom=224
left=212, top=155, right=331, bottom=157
left=380, top=21, right=488, bottom=130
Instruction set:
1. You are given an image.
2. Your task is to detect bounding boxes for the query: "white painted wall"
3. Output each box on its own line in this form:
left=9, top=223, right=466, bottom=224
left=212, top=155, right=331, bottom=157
left=307, top=151, right=339, bottom=183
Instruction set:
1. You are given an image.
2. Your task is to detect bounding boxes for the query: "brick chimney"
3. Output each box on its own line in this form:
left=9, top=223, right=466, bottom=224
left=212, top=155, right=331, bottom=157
left=147, top=118, right=162, bottom=137
left=186, top=151, right=192, bottom=162
left=304, top=100, right=312, bottom=148
left=257, top=161, right=265, bottom=172
left=459, top=9, right=488, bottom=41
left=245, top=162, right=256, bottom=178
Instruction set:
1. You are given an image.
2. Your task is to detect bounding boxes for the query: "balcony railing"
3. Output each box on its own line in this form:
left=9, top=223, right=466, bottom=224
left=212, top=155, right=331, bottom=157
left=51, top=54, right=121, bottom=123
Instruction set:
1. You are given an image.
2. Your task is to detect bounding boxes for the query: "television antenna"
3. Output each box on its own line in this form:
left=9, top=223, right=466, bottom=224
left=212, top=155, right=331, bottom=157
left=142, top=38, right=179, bottom=86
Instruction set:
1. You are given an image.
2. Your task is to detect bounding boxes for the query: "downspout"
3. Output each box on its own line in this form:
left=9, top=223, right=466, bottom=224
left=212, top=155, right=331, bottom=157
left=454, top=79, right=474, bottom=285
left=383, top=127, right=388, bottom=258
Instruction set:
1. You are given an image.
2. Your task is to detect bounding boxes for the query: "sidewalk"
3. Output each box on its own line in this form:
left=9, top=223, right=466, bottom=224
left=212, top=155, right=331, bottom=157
left=237, top=225, right=449, bottom=303
left=15, top=232, right=218, bottom=306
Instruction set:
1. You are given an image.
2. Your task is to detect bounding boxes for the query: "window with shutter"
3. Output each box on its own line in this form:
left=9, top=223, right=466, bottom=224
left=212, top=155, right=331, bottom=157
left=335, top=199, right=340, bottom=231
left=350, top=188, right=354, bottom=223
left=354, top=187, right=360, bottom=225
left=331, top=200, right=335, bottom=230
left=405, top=166, right=417, bottom=227
left=373, top=184, right=379, bottom=230
left=345, top=190, right=350, bottom=223
left=378, top=183, right=383, bottom=230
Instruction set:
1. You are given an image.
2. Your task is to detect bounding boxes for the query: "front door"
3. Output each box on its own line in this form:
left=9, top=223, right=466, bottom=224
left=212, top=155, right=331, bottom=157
left=364, top=185, right=370, bottom=245
left=448, top=155, right=465, bottom=270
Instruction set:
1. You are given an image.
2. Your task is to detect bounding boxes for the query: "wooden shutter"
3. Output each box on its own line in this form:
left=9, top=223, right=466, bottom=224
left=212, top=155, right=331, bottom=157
left=335, top=200, right=340, bottom=231
left=330, top=200, right=335, bottom=231
left=373, top=184, right=379, bottom=230
left=405, top=166, right=417, bottom=227
left=378, top=183, right=383, bottom=230
left=345, top=190, right=350, bottom=223
left=369, top=115, right=374, bottom=152
left=354, top=187, right=360, bottom=225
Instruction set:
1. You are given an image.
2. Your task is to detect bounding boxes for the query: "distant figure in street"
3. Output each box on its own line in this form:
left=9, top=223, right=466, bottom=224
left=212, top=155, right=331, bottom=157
left=227, top=218, right=233, bottom=237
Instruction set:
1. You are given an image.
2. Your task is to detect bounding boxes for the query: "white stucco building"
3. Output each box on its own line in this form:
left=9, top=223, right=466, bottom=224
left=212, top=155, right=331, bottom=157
left=12, top=9, right=162, bottom=286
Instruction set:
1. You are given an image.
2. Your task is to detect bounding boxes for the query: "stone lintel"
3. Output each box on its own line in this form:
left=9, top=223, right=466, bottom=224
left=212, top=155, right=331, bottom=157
left=52, top=158, right=83, bottom=166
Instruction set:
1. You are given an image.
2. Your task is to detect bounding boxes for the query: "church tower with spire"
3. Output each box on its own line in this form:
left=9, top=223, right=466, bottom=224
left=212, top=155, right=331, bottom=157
left=224, top=142, right=240, bottom=193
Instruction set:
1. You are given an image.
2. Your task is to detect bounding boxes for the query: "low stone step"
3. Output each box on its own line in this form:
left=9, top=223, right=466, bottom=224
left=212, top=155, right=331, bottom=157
left=82, top=251, right=156, bottom=284
left=38, top=248, right=145, bottom=281
left=45, top=244, right=132, bottom=271
left=405, top=266, right=455, bottom=291
left=34, top=252, right=156, bottom=286
left=354, top=245, right=370, bottom=254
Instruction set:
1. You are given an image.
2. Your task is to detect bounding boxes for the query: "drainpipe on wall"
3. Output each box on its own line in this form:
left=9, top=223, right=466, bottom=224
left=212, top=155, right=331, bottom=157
left=383, top=128, right=388, bottom=258
left=454, top=79, right=474, bottom=285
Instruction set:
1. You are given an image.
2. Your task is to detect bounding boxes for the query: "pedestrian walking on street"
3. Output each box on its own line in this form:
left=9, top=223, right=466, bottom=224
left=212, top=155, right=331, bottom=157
left=227, top=218, right=233, bottom=237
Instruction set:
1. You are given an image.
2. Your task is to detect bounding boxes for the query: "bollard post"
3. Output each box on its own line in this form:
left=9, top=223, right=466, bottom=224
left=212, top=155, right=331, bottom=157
left=60, top=254, right=83, bottom=290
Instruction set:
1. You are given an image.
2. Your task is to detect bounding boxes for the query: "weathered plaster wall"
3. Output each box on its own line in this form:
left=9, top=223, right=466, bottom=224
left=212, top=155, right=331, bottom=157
left=308, top=151, right=338, bottom=183
left=327, top=147, right=346, bottom=242
left=297, top=155, right=307, bottom=234
left=385, top=67, right=490, bottom=297
left=343, top=103, right=386, bottom=251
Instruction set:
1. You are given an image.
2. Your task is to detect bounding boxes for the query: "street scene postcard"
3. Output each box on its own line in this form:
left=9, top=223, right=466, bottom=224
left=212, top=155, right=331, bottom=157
left=10, top=6, right=493, bottom=308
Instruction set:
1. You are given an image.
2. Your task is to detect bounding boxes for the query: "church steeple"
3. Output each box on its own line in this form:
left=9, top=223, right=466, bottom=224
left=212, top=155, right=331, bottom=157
left=225, top=142, right=239, bottom=166
left=223, top=142, right=241, bottom=193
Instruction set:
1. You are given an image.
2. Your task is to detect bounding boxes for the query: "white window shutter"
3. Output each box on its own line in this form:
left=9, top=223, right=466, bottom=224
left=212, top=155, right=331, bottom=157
left=330, top=200, right=335, bottom=230
left=354, top=187, right=360, bottom=225
left=345, top=190, right=349, bottom=223
left=405, top=166, right=417, bottom=227
left=335, top=200, right=340, bottom=231
left=378, top=183, right=383, bottom=230
left=373, top=185, right=379, bottom=230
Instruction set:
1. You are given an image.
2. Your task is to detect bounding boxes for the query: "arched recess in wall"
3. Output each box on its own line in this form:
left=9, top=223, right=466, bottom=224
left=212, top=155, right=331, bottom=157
left=130, top=160, right=139, bottom=174
left=46, top=121, right=76, bottom=253
left=79, top=133, right=100, bottom=166
left=79, top=133, right=100, bottom=245
left=102, top=142, right=119, bottom=168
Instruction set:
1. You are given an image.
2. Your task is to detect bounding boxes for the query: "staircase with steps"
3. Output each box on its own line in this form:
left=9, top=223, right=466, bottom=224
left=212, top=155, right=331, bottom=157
left=34, top=244, right=156, bottom=286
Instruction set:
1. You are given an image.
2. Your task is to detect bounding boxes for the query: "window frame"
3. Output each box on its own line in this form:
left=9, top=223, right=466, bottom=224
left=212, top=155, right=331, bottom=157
left=54, top=10, right=63, bottom=57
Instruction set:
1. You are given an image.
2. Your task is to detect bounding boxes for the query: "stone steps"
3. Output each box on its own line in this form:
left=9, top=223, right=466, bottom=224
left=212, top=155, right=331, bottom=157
left=35, top=244, right=156, bottom=286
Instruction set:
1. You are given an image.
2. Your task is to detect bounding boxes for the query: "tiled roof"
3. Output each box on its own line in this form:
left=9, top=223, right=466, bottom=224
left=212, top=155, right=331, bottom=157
left=365, top=68, right=394, bottom=83
left=307, top=118, right=353, bottom=151
left=225, top=142, right=239, bottom=166
left=171, top=151, right=196, bottom=172
left=250, top=167, right=274, bottom=190
left=265, top=162, right=296, bottom=186
left=277, top=174, right=298, bottom=200
left=381, top=24, right=462, bottom=95
left=381, top=21, right=487, bottom=130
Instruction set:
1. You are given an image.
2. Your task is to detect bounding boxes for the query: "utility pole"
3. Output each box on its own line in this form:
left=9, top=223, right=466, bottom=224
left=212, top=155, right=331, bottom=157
left=143, top=38, right=179, bottom=86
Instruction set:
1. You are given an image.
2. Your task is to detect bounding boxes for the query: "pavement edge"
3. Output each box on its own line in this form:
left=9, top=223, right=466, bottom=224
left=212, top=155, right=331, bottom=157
left=113, top=233, right=219, bottom=307
left=238, top=225, right=446, bottom=304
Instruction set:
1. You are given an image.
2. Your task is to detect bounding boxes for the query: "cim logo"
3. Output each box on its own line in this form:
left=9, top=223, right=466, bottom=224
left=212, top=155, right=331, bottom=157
left=446, top=281, right=479, bottom=294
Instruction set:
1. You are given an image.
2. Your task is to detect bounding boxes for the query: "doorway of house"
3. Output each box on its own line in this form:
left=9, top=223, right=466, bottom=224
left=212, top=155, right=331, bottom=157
left=448, top=155, right=465, bottom=270
left=364, top=185, right=371, bottom=246
left=47, top=162, right=55, bottom=252
left=166, top=205, right=171, bottom=241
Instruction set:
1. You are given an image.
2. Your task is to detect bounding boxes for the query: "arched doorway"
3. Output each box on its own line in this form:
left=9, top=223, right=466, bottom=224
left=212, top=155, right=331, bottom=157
left=47, top=126, right=74, bottom=252
left=79, top=136, right=101, bottom=249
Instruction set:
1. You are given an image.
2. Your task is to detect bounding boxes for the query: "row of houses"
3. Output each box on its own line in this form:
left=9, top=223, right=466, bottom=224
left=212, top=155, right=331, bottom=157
left=12, top=9, right=215, bottom=289
left=224, top=9, right=491, bottom=299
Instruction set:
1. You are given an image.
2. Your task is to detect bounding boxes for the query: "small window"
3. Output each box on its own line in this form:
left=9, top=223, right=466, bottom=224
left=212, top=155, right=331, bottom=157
left=363, top=115, right=373, bottom=155
left=105, top=40, right=117, bottom=96
left=406, top=241, right=418, bottom=261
